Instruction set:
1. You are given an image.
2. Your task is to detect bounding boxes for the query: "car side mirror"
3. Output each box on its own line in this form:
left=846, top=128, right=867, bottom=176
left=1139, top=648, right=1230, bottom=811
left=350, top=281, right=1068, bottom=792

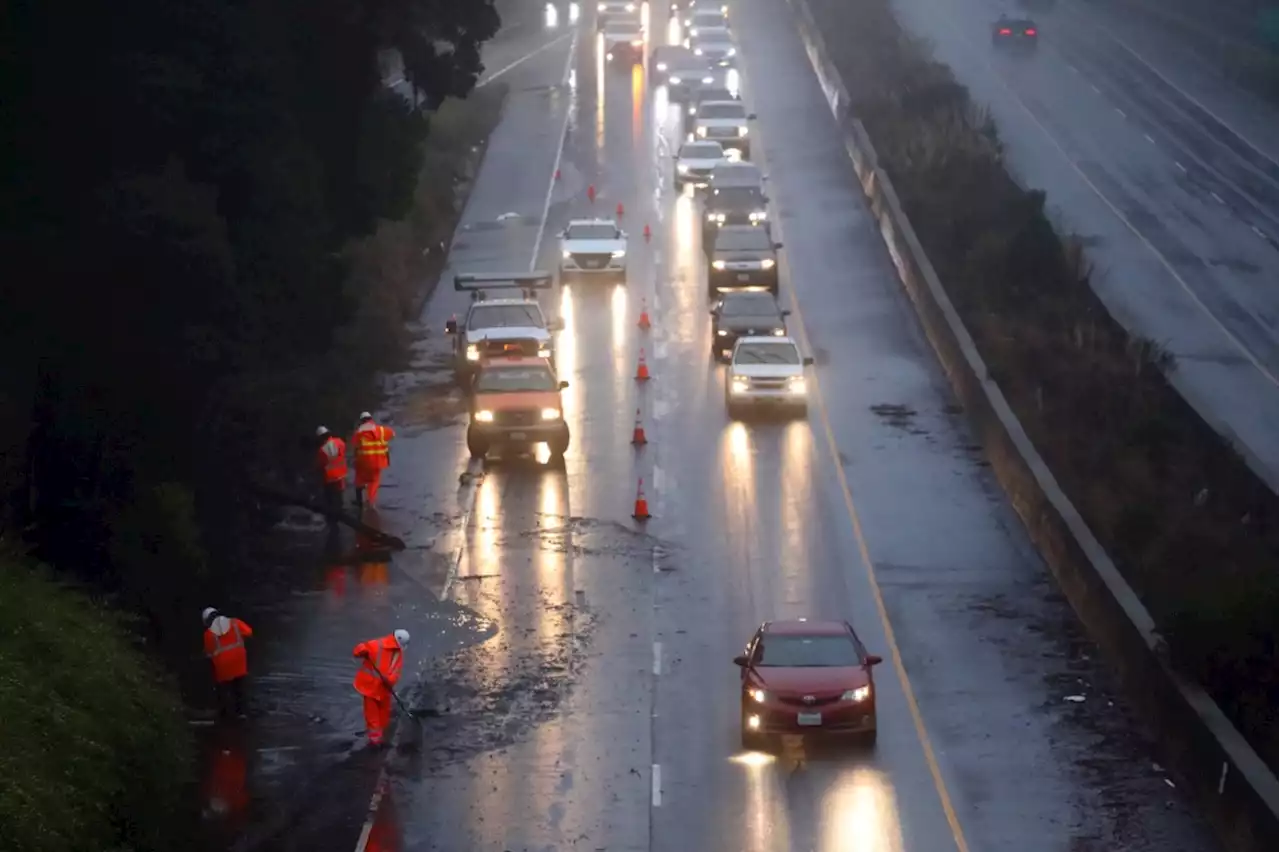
left=548, top=317, right=565, bottom=331
left=773, top=242, right=783, bottom=250
left=781, top=309, right=791, bottom=317
left=444, top=319, right=458, bottom=334
left=865, top=654, right=883, bottom=666
left=559, top=380, right=570, bottom=389
left=709, top=308, right=718, bottom=316
left=733, top=654, right=749, bottom=667
left=803, top=356, right=815, bottom=366
left=748, top=112, right=758, bottom=120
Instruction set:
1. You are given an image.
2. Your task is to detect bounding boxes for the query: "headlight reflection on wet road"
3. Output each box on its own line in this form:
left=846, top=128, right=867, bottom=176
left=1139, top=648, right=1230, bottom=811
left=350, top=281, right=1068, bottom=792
left=821, top=767, right=905, bottom=852
left=778, top=421, right=813, bottom=617
left=557, top=285, right=580, bottom=421
left=610, top=283, right=629, bottom=385
left=595, top=33, right=606, bottom=150
left=731, top=751, right=780, bottom=852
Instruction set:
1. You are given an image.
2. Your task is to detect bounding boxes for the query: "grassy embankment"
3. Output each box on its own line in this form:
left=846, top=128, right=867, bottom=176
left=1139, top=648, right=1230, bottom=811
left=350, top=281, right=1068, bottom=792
left=804, top=0, right=1278, bottom=767
left=0, top=84, right=509, bottom=852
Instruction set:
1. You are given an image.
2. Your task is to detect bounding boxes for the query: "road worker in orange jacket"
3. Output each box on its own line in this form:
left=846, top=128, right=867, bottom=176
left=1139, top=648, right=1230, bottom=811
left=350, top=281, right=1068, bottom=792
left=203, top=607, right=254, bottom=719
left=353, top=628, right=409, bottom=746
left=315, top=426, right=349, bottom=517
left=351, top=411, right=395, bottom=510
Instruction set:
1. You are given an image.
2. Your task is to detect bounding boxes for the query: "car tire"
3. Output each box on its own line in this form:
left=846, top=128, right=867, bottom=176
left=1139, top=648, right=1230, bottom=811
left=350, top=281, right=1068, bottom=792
left=793, top=403, right=808, bottom=419
left=858, top=727, right=878, bottom=749
left=466, top=432, right=489, bottom=460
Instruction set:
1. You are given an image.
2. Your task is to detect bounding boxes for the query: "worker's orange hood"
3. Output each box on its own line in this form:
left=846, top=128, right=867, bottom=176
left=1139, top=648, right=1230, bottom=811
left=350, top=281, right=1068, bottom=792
left=474, top=390, right=560, bottom=412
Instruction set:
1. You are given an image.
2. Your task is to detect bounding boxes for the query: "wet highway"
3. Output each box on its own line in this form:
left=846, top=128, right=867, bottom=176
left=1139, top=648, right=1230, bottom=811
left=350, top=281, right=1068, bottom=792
left=879, top=0, right=1279, bottom=489
left=339, top=1, right=1225, bottom=850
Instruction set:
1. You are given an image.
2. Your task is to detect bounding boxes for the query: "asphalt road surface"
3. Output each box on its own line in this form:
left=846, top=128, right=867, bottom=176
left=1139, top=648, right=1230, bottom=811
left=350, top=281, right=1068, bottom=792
left=878, top=0, right=1279, bottom=490
left=310, top=2, right=1230, bottom=850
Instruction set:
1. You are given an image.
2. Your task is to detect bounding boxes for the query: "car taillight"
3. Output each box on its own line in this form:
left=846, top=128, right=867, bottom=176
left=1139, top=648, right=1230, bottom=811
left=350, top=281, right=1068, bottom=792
left=998, top=28, right=1012, bottom=34
left=1025, top=28, right=1036, bottom=35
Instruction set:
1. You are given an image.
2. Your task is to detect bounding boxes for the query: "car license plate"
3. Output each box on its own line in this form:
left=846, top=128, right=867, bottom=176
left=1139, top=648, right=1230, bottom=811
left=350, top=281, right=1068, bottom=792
left=737, top=273, right=750, bottom=281
left=509, top=431, right=527, bottom=441
left=796, top=712, right=822, bottom=726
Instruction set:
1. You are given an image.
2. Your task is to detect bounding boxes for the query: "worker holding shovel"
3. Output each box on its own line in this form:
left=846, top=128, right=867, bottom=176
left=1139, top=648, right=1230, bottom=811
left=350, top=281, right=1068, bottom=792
left=352, top=628, right=409, bottom=747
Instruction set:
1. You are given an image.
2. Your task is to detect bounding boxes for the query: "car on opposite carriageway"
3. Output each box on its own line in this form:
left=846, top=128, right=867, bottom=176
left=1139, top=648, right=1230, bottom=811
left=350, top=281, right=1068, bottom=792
left=707, top=225, right=781, bottom=297
left=467, top=356, right=571, bottom=461
left=735, top=619, right=884, bottom=751
left=709, top=289, right=789, bottom=361
left=992, top=14, right=1038, bottom=51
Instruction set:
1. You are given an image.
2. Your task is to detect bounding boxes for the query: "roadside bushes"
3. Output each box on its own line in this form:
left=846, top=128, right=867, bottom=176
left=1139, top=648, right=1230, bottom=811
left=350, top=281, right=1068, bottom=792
left=804, top=0, right=1278, bottom=766
left=0, top=555, right=196, bottom=852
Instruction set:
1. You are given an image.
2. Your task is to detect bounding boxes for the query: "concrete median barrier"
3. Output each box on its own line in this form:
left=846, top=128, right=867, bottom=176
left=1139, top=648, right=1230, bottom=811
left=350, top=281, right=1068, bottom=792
left=783, top=0, right=1278, bottom=847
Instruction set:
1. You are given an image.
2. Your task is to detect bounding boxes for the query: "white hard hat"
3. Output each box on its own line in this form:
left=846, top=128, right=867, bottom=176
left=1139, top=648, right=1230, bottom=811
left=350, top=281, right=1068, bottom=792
left=202, top=607, right=218, bottom=623
left=359, top=411, right=374, bottom=420
left=316, top=426, right=330, bottom=436
left=394, top=629, right=410, bottom=647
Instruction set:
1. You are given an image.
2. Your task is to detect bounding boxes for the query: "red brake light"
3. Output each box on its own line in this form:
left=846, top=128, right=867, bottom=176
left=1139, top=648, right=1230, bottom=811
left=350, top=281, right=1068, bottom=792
left=1025, top=28, right=1036, bottom=35
left=998, top=28, right=1012, bottom=34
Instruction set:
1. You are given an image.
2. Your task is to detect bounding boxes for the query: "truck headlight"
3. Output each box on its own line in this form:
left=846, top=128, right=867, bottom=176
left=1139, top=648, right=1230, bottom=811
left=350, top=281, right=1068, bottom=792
left=717, top=329, right=728, bottom=336
left=474, top=410, right=495, bottom=422
left=738, top=125, right=749, bottom=137
left=466, top=344, right=480, bottom=360
left=788, top=377, right=807, bottom=395
left=760, top=258, right=775, bottom=269
left=749, top=688, right=767, bottom=703
left=537, top=346, right=552, bottom=358
left=678, top=163, right=689, bottom=173
left=730, top=376, right=748, bottom=393
left=841, top=686, right=870, bottom=702
left=612, top=249, right=626, bottom=257
left=541, top=408, right=562, bottom=420
left=711, top=260, right=726, bottom=270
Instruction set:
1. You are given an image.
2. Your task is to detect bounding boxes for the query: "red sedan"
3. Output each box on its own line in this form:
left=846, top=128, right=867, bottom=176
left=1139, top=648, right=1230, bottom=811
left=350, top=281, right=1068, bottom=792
left=734, top=619, right=883, bottom=751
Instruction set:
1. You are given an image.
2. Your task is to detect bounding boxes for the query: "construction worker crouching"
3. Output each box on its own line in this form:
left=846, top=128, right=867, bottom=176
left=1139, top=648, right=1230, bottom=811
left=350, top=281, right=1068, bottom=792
left=351, top=411, right=395, bottom=510
left=316, top=426, right=348, bottom=518
left=352, top=628, right=409, bottom=747
left=203, top=607, right=254, bottom=719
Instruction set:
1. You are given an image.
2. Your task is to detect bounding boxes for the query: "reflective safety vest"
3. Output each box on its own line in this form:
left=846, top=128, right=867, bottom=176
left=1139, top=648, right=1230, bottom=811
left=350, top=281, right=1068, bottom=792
left=204, top=617, right=253, bottom=682
left=352, top=635, right=404, bottom=697
left=352, top=422, right=395, bottom=470
left=317, top=436, right=348, bottom=483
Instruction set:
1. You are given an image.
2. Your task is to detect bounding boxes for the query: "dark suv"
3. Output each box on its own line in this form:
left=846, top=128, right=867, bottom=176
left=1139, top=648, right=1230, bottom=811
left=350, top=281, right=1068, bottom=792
left=707, top=225, right=781, bottom=297
left=702, top=184, right=769, bottom=247
left=709, top=290, right=790, bottom=362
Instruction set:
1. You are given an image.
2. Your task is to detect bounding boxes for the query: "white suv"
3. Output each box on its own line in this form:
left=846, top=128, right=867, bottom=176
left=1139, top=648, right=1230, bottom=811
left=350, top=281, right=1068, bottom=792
left=560, top=219, right=628, bottom=282
left=725, top=336, right=814, bottom=417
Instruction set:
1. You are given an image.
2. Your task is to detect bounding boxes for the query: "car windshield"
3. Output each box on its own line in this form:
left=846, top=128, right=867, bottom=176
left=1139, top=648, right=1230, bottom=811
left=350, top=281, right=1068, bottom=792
left=710, top=186, right=764, bottom=206
left=736, top=342, right=801, bottom=364
left=999, top=18, right=1035, bottom=28
left=712, top=167, right=760, bottom=187
left=755, top=635, right=860, bottom=667
left=566, top=223, right=618, bottom=240
left=720, top=292, right=779, bottom=316
left=681, top=143, right=723, bottom=159
left=468, top=304, right=546, bottom=329
left=696, top=89, right=734, bottom=104
left=700, top=103, right=746, bottom=119
left=697, top=32, right=732, bottom=46
left=474, top=365, right=558, bottom=393
left=692, top=13, right=726, bottom=27
left=604, top=20, right=640, bottom=33
left=714, top=228, right=771, bottom=251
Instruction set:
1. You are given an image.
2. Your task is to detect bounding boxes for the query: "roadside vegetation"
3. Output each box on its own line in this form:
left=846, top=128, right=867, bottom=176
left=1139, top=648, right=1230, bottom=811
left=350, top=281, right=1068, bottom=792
left=804, top=0, right=1278, bottom=767
left=0, top=0, right=507, bottom=844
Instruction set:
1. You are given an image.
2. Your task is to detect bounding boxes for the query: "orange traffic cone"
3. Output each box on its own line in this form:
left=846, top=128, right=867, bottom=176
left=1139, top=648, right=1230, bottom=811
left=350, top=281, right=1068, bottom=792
left=643, top=223, right=651, bottom=242
left=588, top=184, right=596, bottom=203
left=632, top=478, right=651, bottom=520
left=616, top=201, right=625, bottom=217
left=632, top=408, right=648, bottom=445
left=554, top=168, right=561, bottom=180
left=635, top=348, right=651, bottom=382
left=637, top=298, right=651, bottom=330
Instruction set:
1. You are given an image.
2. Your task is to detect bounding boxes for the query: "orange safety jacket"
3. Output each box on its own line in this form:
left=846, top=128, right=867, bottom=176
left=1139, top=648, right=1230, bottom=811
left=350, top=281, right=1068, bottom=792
left=204, top=617, right=253, bottom=682
left=317, top=436, right=348, bottom=483
left=353, top=634, right=404, bottom=697
left=351, top=422, right=395, bottom=471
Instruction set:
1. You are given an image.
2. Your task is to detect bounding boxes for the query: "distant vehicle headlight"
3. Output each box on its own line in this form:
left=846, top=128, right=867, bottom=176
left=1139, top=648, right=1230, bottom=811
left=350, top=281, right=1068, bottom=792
left=597, top=3, right=606, bottom=10
left=711, top=260, right=726, bottom=270
left=694, top=47, right=704, bottom=55
left=738, top=125, right=749, bottom=137
left=760, top=258, right=775, bottom=269
left=657, top=62, right=668, bottom=72
left=678, top=163, right=690, bottom=173
left=562, top=249, right=572, bottom=258
left=625, top=2, right=635, bottom=9
left=537, top=347, right=552, bottom=358
left=466, top=344, right=480, bottom=361
left=612, top=249, right=626, bottom=257
left=702, top=76, right=714, bottom=84
left=730, top=377, right=749, bottom=394
left=717, top=329, right=728, bottom=336
left=726, top=47, right=736, bottom=56
left=749, top=210, right=767, bottom=221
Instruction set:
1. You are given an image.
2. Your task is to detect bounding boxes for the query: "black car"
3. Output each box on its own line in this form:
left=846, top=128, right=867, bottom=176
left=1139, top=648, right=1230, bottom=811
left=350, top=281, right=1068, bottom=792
left=683, top=84, right=739, bottom=134
left=702, top=184, right=769, bottom=247
left=992, top=16, right=1038, bottom=50
left=710, top=291, right=790, bottom=361
left=654, top=50, right=716, bottom=101
left=707, top=225, right=781, bottom=297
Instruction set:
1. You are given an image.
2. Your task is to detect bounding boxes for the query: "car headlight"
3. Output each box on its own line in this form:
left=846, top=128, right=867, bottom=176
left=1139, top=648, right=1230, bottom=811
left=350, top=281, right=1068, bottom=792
left=715, top=213, right=726, bottom=223
left=687, top=106, right=696, bottom=115
left=612, top=249, right=626, bottom=257
left=749, top=210, right=767, bottom=221
left=690, top=27, right=698, bottom=36
left=677, top=163, right=689, bottom=173
left=657, top=62, right=668, bottom=72
left=537, top=346, right=552, bottom=358
left=702, top=76, right=714, bottom=84
left=625, top=2, right=634, bottom=9
left=562, top=249, right=572, bottom=258
left=731, top=377, right=749, bottom=394
left=540, top=407, right=562, bottom=420
left=696, top=126, right=707, bottom=137
left=772, top=327, right=786, bottom=336
left=631, top=39, right=642, bottom=46
left=738, top=125, right=749, bottom=137
left=717, top=329, right=728, bottom=336
left=669, top=75, right=681, bottom=84
left=711, top=260, right=726, bottom=270
left=694, top=47, right=703, bottom=55
left=841, top=686, right=871, bottom=702
left=788, top=377, right=807, bottom=395
left=597, top=2, right=605, bottom=9
left=474, top=409, right=495, bottom=422
left=726, top=47, right=736, bottom=57
left=466, top=344, right=480, bottom=360
left=749, top=688, right=767, bottom=703
left=760, top=258, right=775, bottom=269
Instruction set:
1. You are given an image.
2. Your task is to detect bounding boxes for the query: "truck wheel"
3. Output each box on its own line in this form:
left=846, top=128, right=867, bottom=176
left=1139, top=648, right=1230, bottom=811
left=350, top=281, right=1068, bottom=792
left=466, top=431, right=489, bottom=460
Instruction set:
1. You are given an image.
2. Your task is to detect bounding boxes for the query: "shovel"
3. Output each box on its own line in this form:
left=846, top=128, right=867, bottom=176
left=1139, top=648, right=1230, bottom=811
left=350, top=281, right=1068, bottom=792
left=374, top=670, right=439, bottom=751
